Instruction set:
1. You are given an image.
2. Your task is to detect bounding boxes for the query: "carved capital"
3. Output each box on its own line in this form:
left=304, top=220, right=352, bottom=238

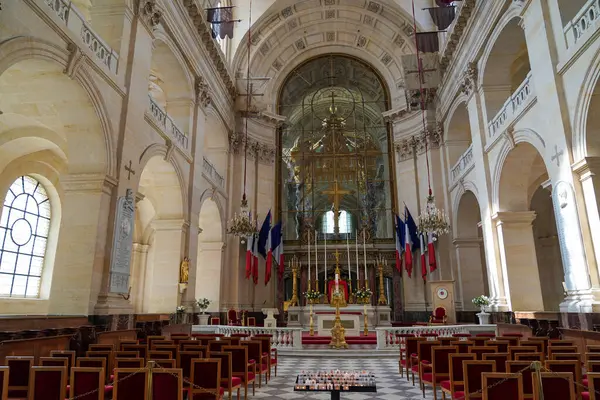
left=460, top=62, right=478, bottom=97
left=228, top=132, right=276, bottom=164
left=195, top=76, right=212, bottom=108
left=137, top=0, right=162, bottom=28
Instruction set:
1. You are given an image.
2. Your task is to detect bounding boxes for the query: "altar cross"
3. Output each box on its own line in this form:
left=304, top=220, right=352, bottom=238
left=322, top=181, right=352, bottom=234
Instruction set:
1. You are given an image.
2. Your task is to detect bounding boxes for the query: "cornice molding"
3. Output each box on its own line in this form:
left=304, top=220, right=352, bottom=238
left=228, top=131, right=276, bottom=165
left=459, top=62, right=478, bottom=97
left=438, top=0, right=477, bottom=77
left=394, top=122, right=444, bottom=161
left=195, top=75, right=211, bottom=108
left=137, top=0, right=162, bottom=34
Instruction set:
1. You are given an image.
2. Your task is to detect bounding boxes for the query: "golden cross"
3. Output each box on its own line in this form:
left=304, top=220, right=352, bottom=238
left=322, top=181, right=351, bottom=214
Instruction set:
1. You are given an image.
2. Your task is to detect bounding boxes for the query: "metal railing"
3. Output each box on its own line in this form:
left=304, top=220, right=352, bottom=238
left=202, top=157, right=225, bottom=189
left=450, top=144, right=474, bottom=186
left=148, top=96, right=189, bottom=151
left=564, top=0, right=600, bottom=48
left=43, top=0, right=119, bottom=74
left=488, top=72, right=534, bottom=140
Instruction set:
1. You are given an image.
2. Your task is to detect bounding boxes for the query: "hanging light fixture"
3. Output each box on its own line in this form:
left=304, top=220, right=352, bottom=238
left=410, top=0, right=450, bottom=238
left=227, top=0, right=257, bottom=243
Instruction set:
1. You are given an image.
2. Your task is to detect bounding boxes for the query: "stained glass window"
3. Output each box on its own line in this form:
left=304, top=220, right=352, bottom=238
left=322, top=210, right=352, bottom=234
left=0, top=176, right=51, bottom=298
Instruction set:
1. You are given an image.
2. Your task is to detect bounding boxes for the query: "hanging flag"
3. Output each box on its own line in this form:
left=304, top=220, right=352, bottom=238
left=395, top=215, right=405, bottom=273
left=257, top=210, right=272, bottom=258
left=265, top=228, right=273, bottom=285
left=252, top=233, right=259, bottom=285
left=428, top=6, right=456, bottom=30
left=271, top=222, right=284, bottom=281
left=420, top=234, right=427, bottom=282
left=428, top=232, right=438, bottom=273
left=245, top=234, right=253, bottom=279
left=405, top=207, right=420, bottom=250
left=404, top=212, right=413, bottom=278
left=416, top=32, right=440, bottom=53
left=206, top=6, right=235, bottom=39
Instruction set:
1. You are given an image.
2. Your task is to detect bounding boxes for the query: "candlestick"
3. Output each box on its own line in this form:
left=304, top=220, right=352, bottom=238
left=325, top=233, right=327, bottom=283
left=355, top=230, right=359, bottom=285
left=363, top=229, right=367, bottom=282
left=315, top=230, right=318, bottom=290
left=308, top=232, right=311, bottom=289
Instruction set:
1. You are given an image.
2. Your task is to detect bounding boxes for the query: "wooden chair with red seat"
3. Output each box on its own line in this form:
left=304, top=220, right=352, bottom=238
left=155, top=345, right=178, bottom=360
left=197, top=337, right=217, bottom=346
left=231, top=333, right=250, bottom=339
left=189, top=358, right=223, bottom=400
left=440, top=337, right=456, bottom=346
left=414, top=340, right=441, bottom=389
left=475, top=333, right=496, bottom=338
left=400, top=337, right=426, bottom=379
left=122, top=344, right=148, bottom=361
left=89, top=344, right=114, bottom=352
left=228, top=309, right=239, bottom=325
left=146, top=335, right=166, bottom=349
left=177, top=351, right=203, bottom=380
left=532, top=371, right=576, bottom=400
left=86, top=351, right=112, bottom=380
left=184, top=345, right=208, bottom=355
left=148, top=350, right=172, bottom=360
left=526, top=338, right=549, bottom=355
left=452, top=333, right=472, bottom=339
left=421, top=346, right=457, bottom=400
left=483, top=353, right=509, bottom=373
left=151, top=367, right=183, bottom=400
left=450, top=340, right=474, bottom=354
left=113, top=368, right=149, bottom=400
left=224, top=345, right=255, bottom=400
left=584, top=372, right=600, bottom=400
left=469, top=346, right=498, bottom=360
left=585, top=361, right=600, bottom=390
left=458, top=360, right=495, bottom=400
left=179, top=340, right=198, bottom=350
left=151, top=359, right=176, bottom=369
left=28, top=366, right=67, bottom=400
left=0, top=367, right=8, bottom=400
left=229, top=337, right=241, bottom=346
left=77, top=358, right=106, bottom=370
left=241, top=340, right=268, bottom=387
left=552, top=353, right=582, bottom=362
left=496, top=336, right=520, bottom=347
left=211, top=352, right=241, bottom=400
left=548, top=340, right=575, bottom=347
left=588, top=354, right=600, bottom=363
left=247, top=317, right=256, bottom=327
left=429, top=307, right=447, bottom=324
left=211, top=317, right=221, bottom=325
left=515, top=352, right=544, bottom=363
left=253, top=335, right=277, bottom=379
left=114, top=358, right=144, bottom=369
left=6, top=355, right=33, bottom=398
left=40, top=357, right=68, bottom=367
left=548, top=346, right=578, bottom=358
left=114, top=351, right=138, bottom=359
left=482, top=372, right=524, bottom=400
left=588, top=345, right=600, bottom=353
left=486, top=340, right=511, bottom=353
left=118, top=340, right=138, bottom=349
left=503, top=332, right=524, bottom=338
left=508, top=346, right=538, bottom=360
left=520, top=340, right=544, bottom=354
left=471, top=337, right=492, bottom=346
left=69, top=367, right=109, bottom=400
left=151, top=340, right=174, bottom=349
left=506, top=361, right=535, bottom=399
left=49, top=350, right=75, bottom=376
left=441, top=353, right=475, bottom=400
left=545, top=360, right=582, bottom=399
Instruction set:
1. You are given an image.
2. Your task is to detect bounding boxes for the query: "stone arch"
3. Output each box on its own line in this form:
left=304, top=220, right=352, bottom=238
left=454, top=190, right=488, bottom=311
left=149, top=30, right=195, bottom=135
left=451, top=180, right=481, bottom=237
left=479, top=10, right=530, bottom=122
left=203, top=107, right=230, bottom=176
left=444, top=99, right=472, bottom=167
left=196, top=192, right=225, bottom=312
left=130, top=155, right=185, bottom=313
left=574, top=47, right=600, bottom=160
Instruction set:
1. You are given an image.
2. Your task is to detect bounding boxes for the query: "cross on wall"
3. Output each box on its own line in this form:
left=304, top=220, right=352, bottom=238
left=124, top=160, right=136, bottom=180
left=551, top=145, right=564, bottom=167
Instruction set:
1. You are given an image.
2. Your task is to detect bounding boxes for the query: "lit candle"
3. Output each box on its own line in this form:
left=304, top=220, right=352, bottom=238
left=314, top=230, right=318, bottom=285
left=355, top=230, right=359, bottom=283
left=308, top=232, right=311, bottom=287
left=363, top=229, right=367, bottom=282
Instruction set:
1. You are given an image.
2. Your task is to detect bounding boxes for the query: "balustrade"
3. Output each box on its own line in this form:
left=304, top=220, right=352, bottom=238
left=450, top=144, right=474, bottom=186
left=202, top=157, right=225, bottom=189
left=375, top=324, right=496, bottom=350
left=192, top=325, right=303, bottom=350
left=43, top=0, right=119, bottom=74
left=564, top=0, right=600, bottom=48
left=487, top=72, right=534, bottom=140
left=147, top=96, right=190, bottom=152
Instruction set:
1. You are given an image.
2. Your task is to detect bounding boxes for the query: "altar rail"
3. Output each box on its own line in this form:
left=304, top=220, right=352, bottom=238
left=192, top=325, right=303, bottom=350
left=375, top=325, right=497, bottom=350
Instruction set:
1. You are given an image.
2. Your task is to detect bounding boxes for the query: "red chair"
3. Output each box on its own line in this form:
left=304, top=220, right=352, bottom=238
left=496, top=336, right=520, bottom=347
left=69, top=367, right=110, bottom=400
left=483, top=353, right=509, bottom=373
left=122, top=344, right=148, bottom=360
left=211, top=317, right=221, bottom=325
left=400, top=337, right=426, bottom=380
left=469, top=346, right=497, bottom=360
left=253, top=335, right=278, bottom=378
left=486, top=340, right=510, bottom=353
left=414, top=341, right=440, bottom=390
left=113, top=368, right=149, bottom=400
left=228, top=309, right=239, bottom=325
left=77, top=358, right=106, bottom=370
left=532, top=371, right=575, bottom=400
left=241, top=341, right=268, bottom=387
left=0, top=366, right=8, bottom=400
left=482, top=372, right=524, bottom=400
left=231, top=334, right=250, bottom=339
left=441, top=353, right=475, bottom=400
left=458, top=360, right=495, bottom=400
left=503, top=332, right=524, bottom=338
left=429, top=307, right=447, bottom=324
left=29, top=366, right=67, bottom=400
left=422, top=346, right=457, bottom=400
left=114, top=358, right=144, bottom=369
left=224, top=346, right=255, bottom=399
left=40, top=357, right=68, bottom=368
left=450, top=340, right=474, bottom=354
left=86, top=351, right=112, bottom=380
left=452, top=333, right=471, bottom=339
left=89, top=344, right=114, bottom=352
left=545, top=360, right=582, bottom=399
left=247, top=317, right=256, bottom=327
left=421, top=332, right=440, bottom=339
left=178, top=351, right=203, bottom=380
left=475, top=333, right=496, bottom=338
left=151, top=368, right=183, bottom=400
left=49, top=350, right=76, bottom=376
left=190, top=359, right=223, bottom=399
left=114, top=351, right=139, bottom=359
left=506, top=361, right=534, bottom=398
left=584, top=372, right=600, bottom=400
left=6, top=355, right=33, bottom=398
left=211, top=352, right=241, bottom=400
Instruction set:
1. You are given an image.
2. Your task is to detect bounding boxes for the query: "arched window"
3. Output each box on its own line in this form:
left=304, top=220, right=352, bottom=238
left=0, top=176, right=51, bottom=298
left=322, top=210, right=352, bottom=234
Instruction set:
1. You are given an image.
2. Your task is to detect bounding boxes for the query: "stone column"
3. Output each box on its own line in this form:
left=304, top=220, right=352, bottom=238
left=143, top=219, right=184, bottom=313
left=493, top=211, right=544, bottom=311
left=130, top=242, right=149, bottom=313
left=195, top=241, right=224, bottom=312
left=454, top=238, right=486, bottom=311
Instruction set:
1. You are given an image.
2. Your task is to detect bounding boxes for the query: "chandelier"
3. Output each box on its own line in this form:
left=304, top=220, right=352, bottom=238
left=227, top=195, right=257, bottom=243
left=418, top=191, right=450, bottom=237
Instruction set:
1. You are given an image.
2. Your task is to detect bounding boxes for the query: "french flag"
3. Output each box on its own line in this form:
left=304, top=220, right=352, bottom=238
left=395, top=215, right=405, bottom=273
left=404, top=219, right=413, bottom=278
left=404, top=206, right=419, bottom=278
left=428, top=232, right=437, bottom=273
left=265, top=229, right=273, bottom=285
left=252, top=233, right=259, bottom=285
left=420, top=234, right=427, bottom=282
left=245, top=233, right=253, bottom=279
left=270, top=222, right=284, bottom=281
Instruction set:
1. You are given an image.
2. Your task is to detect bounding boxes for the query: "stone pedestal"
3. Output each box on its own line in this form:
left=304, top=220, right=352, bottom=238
left=477, top=312, right=491, bottom=325
left=198, top=314, right=210, bottom=326
left=262, top=308, right=279, bottom=328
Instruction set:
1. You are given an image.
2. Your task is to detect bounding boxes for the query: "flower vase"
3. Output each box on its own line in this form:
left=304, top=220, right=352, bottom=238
left=176, top=311, right=184, bottom=324
left=476, top=306, right=490, bottom=325
left=198, top=312, right=209, bottom=326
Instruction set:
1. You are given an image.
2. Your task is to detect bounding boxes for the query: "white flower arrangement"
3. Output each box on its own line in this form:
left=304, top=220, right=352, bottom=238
left=176, top=305, right=186, bottom=313
left=196, top=298, right=211, bottom=312
left=472, top=295, right=490, bottom=312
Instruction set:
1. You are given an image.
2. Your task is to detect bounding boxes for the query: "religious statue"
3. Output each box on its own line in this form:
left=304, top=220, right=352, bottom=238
left=179, top=257, right=190, bottom=283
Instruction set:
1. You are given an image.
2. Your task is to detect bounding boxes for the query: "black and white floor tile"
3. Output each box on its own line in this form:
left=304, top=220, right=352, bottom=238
left=248, top=357, right=441, bottom=400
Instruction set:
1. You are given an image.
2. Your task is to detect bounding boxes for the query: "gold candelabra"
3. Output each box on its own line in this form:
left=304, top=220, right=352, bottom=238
left=309, top=302, right=315, bottom=336
left=289, top=257, right=299, bottom=307
left=329, top=250, right=348, bottom=349
left=377, top=258, right=388, bottom=305
left=363, top=302, right=369, bottom=336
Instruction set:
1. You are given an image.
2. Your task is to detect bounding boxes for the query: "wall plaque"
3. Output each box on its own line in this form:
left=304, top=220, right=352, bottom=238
left=109, top=189, right=135, bottom=293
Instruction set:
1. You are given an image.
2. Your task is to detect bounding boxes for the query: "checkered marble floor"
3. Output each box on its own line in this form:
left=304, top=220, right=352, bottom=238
left=249, top=357, right=442, bottom=400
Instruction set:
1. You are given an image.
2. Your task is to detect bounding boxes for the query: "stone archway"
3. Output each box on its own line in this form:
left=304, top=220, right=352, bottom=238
left=454, top=191, right=488, bottom=311
left=445, top=101, right=472, bottom=167
left=131, top=156, right=184, bottom=313
left=196, top=197, right=224, bottom=312
left=496, top=142, right=563, bottom=311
